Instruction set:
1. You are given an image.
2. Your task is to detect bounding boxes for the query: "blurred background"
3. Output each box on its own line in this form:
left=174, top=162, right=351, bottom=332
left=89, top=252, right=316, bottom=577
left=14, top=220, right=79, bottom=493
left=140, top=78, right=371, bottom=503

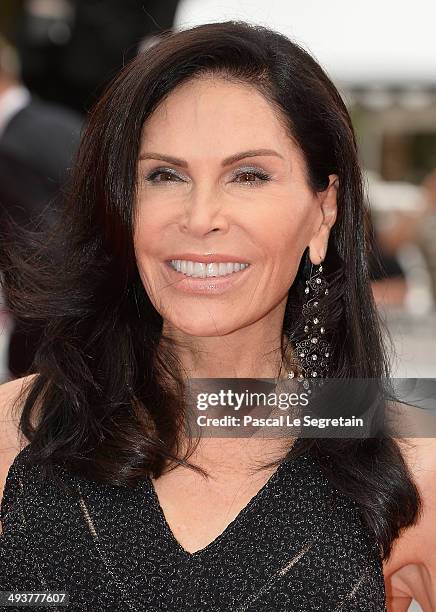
left=0, top=2, right=434, bottom=609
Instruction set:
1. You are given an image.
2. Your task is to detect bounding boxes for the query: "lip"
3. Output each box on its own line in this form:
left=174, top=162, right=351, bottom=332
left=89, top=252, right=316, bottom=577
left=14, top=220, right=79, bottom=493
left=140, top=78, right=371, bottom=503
left=163, top=260, right=252, bottom=295
left=165, top=253, right=251, bottom=264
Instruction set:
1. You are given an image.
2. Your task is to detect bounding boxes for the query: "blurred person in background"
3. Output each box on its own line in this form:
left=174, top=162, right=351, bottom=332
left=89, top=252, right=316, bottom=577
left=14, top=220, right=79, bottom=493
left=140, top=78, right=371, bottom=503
left=0, top=34, right=82, bottom=380
left=368, top=228, right=408, bottom=309
left=12, top=0, right=181, bottom=113
left=376, top=168, right=436, bottom=306
left=362, top=184, right=408, bottom=310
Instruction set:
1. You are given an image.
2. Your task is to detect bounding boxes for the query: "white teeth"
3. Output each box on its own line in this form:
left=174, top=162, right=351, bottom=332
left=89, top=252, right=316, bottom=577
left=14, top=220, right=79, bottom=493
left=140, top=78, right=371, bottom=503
left=169, top=260, right=250, bottom=277
left=194, top=262, right=206, bottom=278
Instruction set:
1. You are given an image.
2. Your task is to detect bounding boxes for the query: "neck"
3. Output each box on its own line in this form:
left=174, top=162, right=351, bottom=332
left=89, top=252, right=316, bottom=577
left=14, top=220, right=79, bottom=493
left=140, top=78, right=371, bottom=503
left=160, top=311, right=295, bottom=380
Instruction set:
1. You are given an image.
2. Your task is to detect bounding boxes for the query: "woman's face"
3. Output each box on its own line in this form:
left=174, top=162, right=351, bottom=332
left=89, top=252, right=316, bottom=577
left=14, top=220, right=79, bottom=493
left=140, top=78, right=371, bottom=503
left=134, top=77, right=338, bottom=337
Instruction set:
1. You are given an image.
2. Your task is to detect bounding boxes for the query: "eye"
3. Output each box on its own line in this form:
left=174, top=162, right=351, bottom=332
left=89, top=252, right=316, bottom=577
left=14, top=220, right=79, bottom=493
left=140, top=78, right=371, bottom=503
left=145, top=168, right=183, bottom=184
left=232, top=167, right=272, bottom=187
left=144, top=166, right=272, bottom=187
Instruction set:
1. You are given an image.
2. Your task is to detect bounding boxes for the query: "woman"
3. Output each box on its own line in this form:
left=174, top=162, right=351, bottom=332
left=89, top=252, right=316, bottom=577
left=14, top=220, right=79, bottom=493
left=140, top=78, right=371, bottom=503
left=0, top=20, right=434, bottom=611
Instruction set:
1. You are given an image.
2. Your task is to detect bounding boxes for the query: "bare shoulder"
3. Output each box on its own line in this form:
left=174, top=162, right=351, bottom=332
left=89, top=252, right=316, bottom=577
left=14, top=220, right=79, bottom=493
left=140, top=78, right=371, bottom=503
left=0, top=375, right=38, bottom=506
left=389, top=401, right=436, bottom=511
left=383, top=400, right=436, bottom=607
left=0, top=374, right=38, bottom=436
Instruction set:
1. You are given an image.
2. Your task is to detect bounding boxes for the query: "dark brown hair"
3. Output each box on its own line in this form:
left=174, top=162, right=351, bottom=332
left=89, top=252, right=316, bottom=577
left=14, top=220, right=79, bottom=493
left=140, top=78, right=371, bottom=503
left=2, top=20, right=421, bottom=561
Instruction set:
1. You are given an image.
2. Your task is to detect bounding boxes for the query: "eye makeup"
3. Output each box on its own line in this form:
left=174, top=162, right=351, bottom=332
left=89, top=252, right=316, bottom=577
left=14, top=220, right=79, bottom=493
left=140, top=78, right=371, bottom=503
left=144, top=165, right=272, bottom=187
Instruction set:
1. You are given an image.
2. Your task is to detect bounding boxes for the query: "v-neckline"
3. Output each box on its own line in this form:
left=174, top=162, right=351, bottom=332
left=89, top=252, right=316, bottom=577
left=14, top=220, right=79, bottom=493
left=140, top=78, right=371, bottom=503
left=144, top=454, right=293, bottom=559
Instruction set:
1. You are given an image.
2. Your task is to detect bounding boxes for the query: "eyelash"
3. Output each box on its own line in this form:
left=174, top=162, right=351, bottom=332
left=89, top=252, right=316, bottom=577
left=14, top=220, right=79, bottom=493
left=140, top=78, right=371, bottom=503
left=145, top=166, right=272, bottom=187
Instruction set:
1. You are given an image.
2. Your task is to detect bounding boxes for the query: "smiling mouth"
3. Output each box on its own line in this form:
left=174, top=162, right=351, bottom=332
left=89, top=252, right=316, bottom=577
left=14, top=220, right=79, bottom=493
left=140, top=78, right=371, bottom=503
left=166, top=260, right=251, bottom=278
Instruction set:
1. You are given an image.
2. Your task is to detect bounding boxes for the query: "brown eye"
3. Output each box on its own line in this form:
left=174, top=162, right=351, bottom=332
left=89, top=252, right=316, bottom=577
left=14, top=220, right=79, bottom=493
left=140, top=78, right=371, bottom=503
left=233, top=168, right=271, bottom=187
left=156, top=172, right=175, bottom=182
left=146, top=169, right=182, bottom=183
left=237, top=172, right=258, bottom=183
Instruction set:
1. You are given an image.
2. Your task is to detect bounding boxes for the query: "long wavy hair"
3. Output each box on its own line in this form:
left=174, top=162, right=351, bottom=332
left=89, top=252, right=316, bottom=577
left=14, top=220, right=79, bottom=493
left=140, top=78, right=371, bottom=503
left=1, top=20, right=421, bottom=560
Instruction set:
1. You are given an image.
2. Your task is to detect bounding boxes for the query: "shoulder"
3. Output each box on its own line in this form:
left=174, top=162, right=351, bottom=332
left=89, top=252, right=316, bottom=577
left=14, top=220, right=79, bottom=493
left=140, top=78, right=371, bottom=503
left=383, top=425, right=436, bottom=610
left=11, top=99, right=82, bottom=132
left=0, top=375, right=37, bottom=508
left=0, top=373, right=37, bottom=435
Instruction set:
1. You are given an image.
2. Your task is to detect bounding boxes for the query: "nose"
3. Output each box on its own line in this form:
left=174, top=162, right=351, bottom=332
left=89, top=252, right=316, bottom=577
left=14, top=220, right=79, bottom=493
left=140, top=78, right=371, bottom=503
left=180, top=188, right=230, bottom=237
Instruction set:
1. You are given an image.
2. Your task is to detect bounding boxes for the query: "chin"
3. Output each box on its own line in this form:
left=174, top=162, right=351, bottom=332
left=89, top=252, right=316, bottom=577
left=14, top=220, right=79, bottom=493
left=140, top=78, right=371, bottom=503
left=163, top=313, right=242, bottom=339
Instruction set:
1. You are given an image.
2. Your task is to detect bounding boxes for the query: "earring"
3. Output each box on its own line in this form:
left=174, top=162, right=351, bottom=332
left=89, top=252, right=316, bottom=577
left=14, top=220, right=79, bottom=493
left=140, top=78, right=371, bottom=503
left=288, top=260, right=331, bottom=391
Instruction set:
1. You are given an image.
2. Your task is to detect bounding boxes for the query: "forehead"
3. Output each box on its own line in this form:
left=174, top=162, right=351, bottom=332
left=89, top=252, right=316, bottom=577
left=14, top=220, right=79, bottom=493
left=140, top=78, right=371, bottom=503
left=141, top=76, right=297, bottom=158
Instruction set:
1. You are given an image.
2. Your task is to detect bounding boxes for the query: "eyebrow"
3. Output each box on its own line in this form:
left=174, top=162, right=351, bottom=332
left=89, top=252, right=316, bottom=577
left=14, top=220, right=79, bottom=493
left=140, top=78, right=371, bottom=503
left=138, top=148, right=284, bottom=167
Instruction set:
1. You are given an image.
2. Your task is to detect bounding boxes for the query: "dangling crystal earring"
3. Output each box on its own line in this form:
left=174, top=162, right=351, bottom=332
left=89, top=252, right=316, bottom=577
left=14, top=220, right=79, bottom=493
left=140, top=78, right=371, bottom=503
left=288, top=260, right=331, bottom=391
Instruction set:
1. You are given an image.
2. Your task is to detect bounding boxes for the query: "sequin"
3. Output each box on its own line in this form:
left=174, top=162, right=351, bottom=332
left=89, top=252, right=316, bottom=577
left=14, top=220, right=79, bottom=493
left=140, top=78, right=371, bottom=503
left=0, top=445, right=387, bottom=611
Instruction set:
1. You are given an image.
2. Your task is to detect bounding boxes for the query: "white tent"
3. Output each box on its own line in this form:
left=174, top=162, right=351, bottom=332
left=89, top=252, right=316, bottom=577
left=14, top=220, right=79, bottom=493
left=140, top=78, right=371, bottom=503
left=175, top=0, right=436, bottom=87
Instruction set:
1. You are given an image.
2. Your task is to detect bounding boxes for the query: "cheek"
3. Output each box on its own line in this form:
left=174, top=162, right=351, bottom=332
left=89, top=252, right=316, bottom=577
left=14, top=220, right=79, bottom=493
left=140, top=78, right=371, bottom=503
left=132, top=222, right=161, bottom=301
left=256, top=205, right=310, bottom=264
left=252, top=203, right=314, bottom=297
left=132, top=200, right=166, bottom=259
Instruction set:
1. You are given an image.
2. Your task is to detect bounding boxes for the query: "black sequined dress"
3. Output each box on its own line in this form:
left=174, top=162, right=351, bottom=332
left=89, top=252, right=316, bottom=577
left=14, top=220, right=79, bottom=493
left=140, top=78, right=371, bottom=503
left=0, top=445, right=387, bottom=611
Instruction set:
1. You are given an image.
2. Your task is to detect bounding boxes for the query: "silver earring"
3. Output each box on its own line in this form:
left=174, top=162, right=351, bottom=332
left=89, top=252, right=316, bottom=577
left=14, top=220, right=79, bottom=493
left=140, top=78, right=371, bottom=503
left=288, top=261, right=331, bottom=390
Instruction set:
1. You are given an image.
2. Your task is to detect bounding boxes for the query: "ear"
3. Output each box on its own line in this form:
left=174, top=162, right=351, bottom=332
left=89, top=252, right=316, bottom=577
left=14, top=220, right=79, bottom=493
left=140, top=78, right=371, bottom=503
left=308, top=174, right=339, bottom=265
